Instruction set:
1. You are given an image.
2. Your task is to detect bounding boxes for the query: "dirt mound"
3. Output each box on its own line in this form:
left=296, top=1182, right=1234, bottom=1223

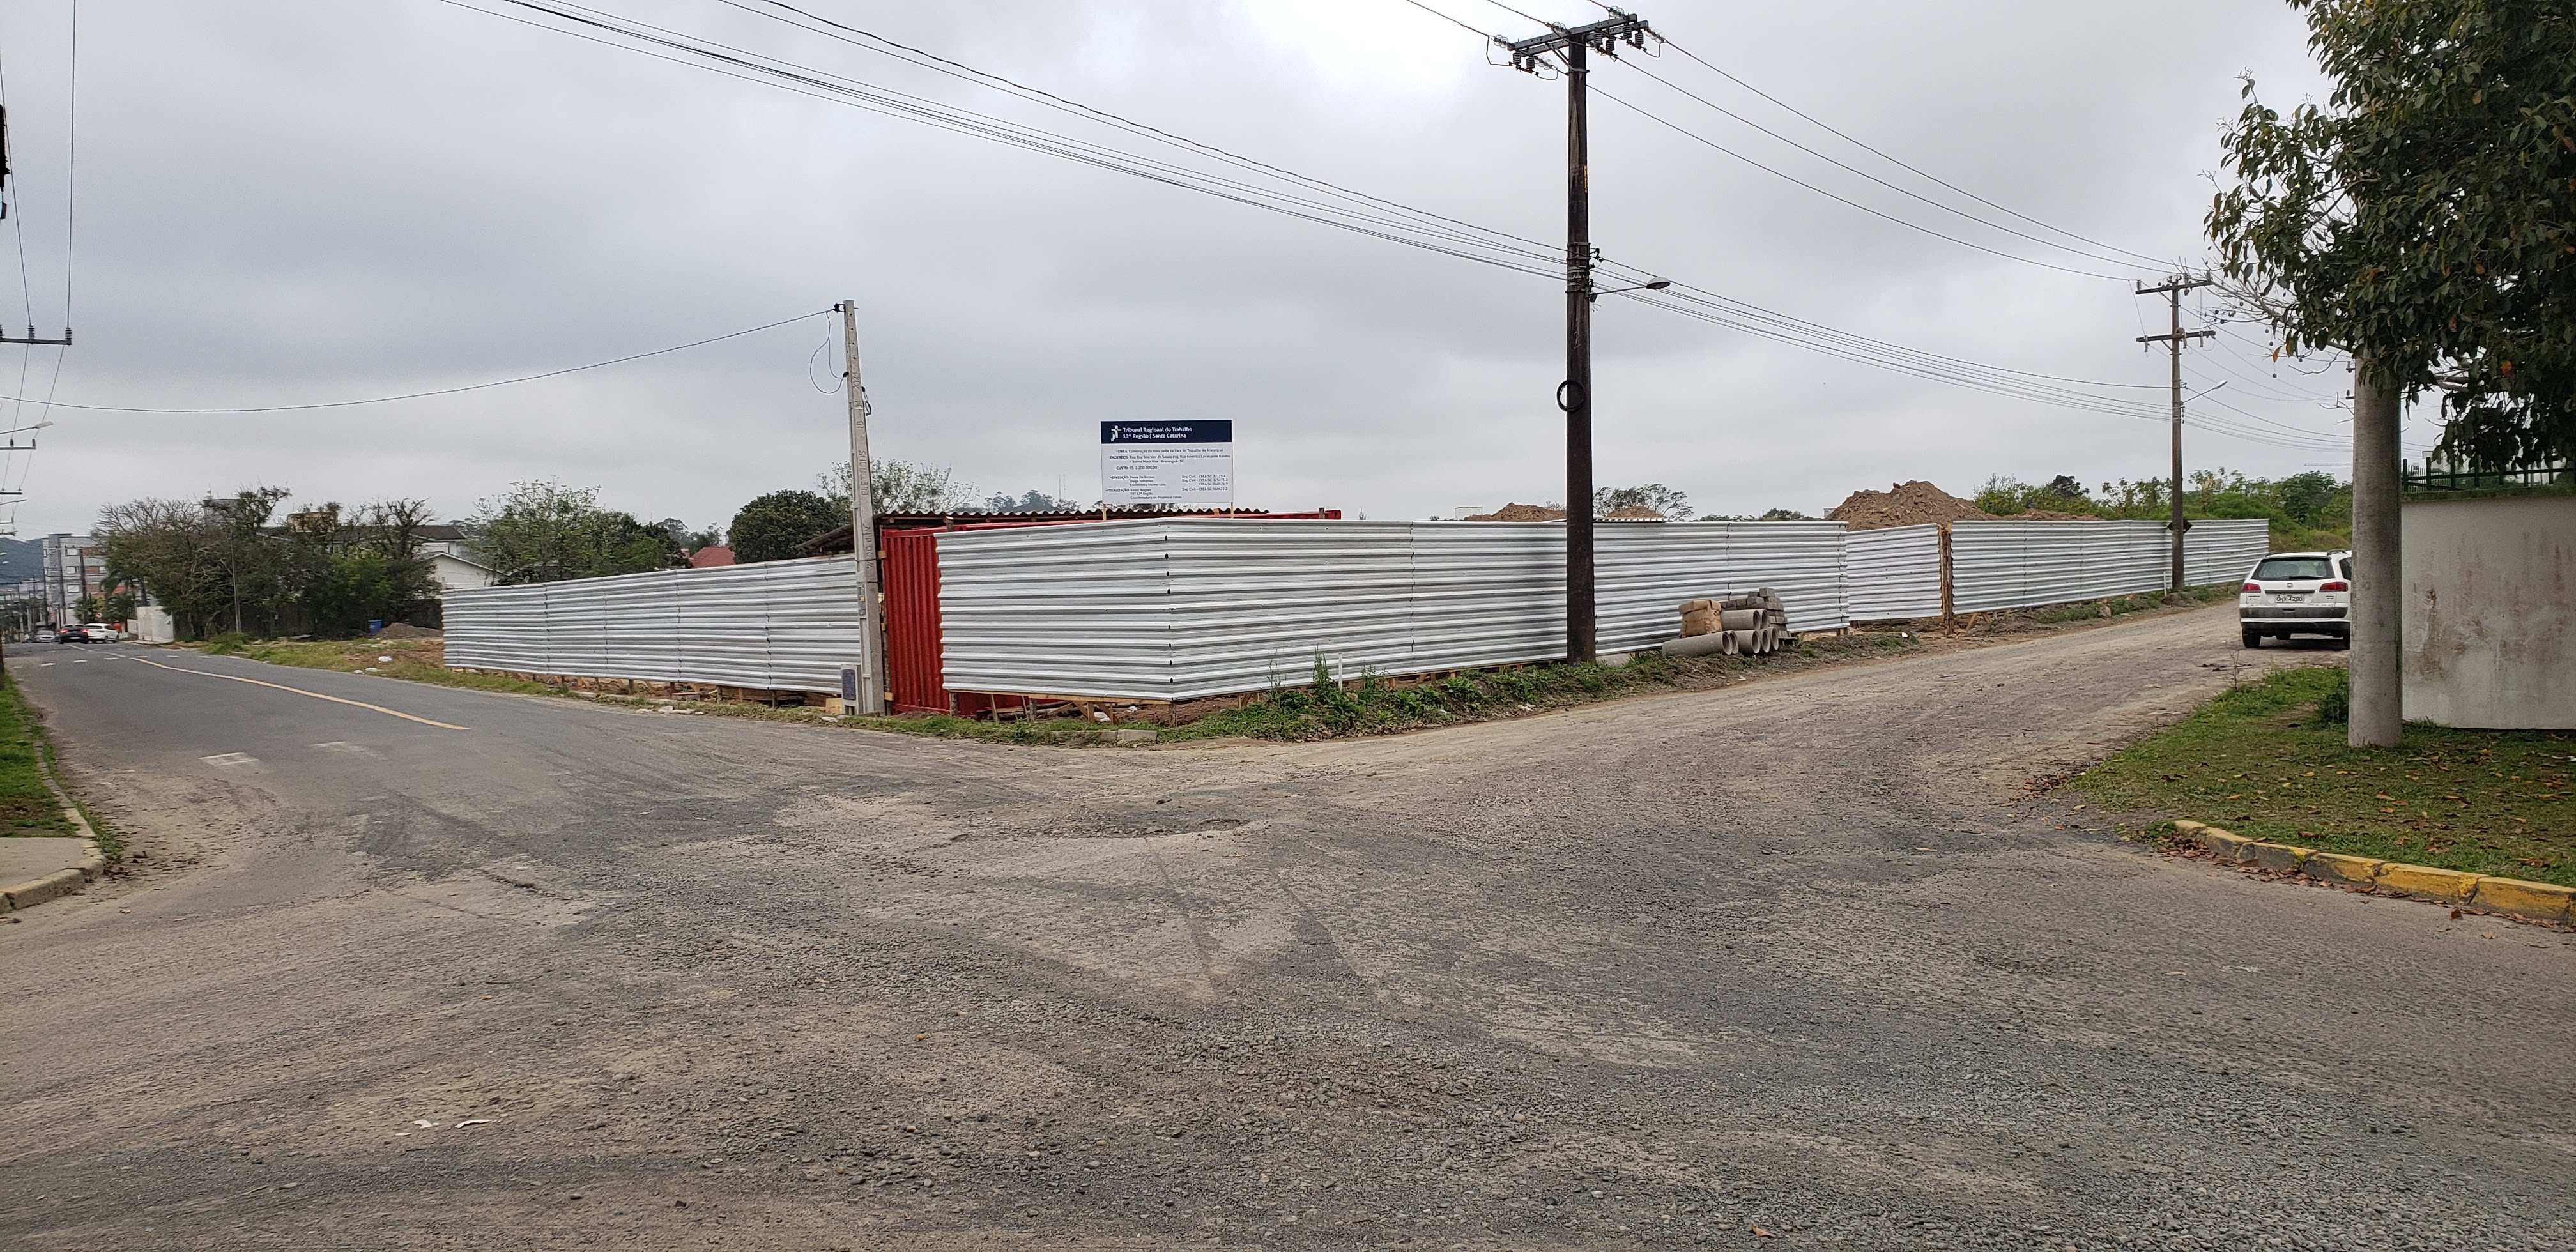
left=1602, top=505, right=1665, bottom=521
left=1465, top=503, right=1568, bottom=522
left=1825, top=481, right=1995, bottom=531
left=375, top=622, right=441, bottom=639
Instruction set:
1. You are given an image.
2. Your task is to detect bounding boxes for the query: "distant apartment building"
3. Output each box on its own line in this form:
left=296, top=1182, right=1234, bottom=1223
left=40, top=533, right=105, bottom=626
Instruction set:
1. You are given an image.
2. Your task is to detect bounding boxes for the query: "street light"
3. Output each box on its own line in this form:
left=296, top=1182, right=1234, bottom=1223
left=1591, top=279, right=1671, bottom=300
left=0, top=420, right=54, bottom=436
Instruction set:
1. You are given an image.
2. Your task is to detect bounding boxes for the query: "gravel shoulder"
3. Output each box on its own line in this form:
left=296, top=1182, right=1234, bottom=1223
left=2, top=612, right=2568, bottom=1251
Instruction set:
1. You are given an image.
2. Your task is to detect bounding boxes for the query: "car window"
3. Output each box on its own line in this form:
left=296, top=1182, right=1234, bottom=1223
left=2252, top=557, right=2333, bottom=581
left=2338, top=558, right=2352, bottom=580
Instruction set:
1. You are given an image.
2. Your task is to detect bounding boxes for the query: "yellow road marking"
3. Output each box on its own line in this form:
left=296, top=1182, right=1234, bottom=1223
left=128, top=657, right=471, bottom=731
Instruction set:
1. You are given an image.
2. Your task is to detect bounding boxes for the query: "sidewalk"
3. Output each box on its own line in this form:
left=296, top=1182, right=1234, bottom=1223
left=1, top=837, right=104, bottom=912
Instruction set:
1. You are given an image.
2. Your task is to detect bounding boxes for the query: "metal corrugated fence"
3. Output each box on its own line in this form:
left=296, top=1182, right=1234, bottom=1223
left=1844, top=524, right=1942, bottom=622
left=442, top=556, right=865, bottom=692
left=1949, top=518, right=2271, bottom=614
left=938, top=519, right=1848, bottom=701
left=445, top=517, right=2278, bottom=703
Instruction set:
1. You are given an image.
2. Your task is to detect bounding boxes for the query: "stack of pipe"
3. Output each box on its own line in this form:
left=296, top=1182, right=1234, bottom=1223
left=1659, top=588, right=1793, bottom=658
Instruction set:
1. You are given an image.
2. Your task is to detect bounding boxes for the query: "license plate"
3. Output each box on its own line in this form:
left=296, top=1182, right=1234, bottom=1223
left=2274, top=592, right=2308, bottom=600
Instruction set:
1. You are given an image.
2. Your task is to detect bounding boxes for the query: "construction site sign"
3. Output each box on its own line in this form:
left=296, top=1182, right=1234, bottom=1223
left=1101, top=421, right=1234, bottom=506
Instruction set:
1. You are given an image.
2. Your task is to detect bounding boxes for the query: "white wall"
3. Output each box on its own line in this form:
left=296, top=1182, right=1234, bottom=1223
left=2402, top=494, right=2575, bottom=729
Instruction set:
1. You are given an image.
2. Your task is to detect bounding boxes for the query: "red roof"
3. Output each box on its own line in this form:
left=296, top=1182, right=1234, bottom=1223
left=688, top=546, right=736, bottom=568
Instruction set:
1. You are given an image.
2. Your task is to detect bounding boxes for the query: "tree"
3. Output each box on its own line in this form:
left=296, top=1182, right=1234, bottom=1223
left=817, top=460, right=977, bottom=514
left=1591, top=484, right=1694, bottom=519
left=461, top=482, right=677, bottom=584
left=2208, top=0, right=2576, bottom=467
left=727, top=490, right=845, bottom=563
left=983, top=489, right=1079, bottom=512
left=99, top=498, right=230, bottom=637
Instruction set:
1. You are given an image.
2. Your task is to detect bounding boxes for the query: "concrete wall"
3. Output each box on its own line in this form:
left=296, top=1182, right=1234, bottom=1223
left=2402, top=494, right=2575, bottom=729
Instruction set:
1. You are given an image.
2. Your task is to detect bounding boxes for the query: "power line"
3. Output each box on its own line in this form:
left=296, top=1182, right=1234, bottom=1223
left=1590, top=84, right=2140, bottom=282
left=1614, top=57, right=2158, bottom=276
left=1653, top=38, right=2175, bottom=271
left=444, top=1, right=2243, bottom=439
left=0, top=310, right=829, bottom=413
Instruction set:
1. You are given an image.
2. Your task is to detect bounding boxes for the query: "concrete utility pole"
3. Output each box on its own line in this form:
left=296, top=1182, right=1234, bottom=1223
left=2347, top=361, right=2402, bottom=747
left=838, top=300, right=887, bottom=715
left=2136, top=275, right=2214, bottom=590
left=1500, top=8, right=1655, bottom=664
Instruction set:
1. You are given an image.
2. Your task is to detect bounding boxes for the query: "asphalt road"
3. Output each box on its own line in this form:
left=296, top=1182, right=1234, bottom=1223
left=3, top=610, right=2569, bottom=1251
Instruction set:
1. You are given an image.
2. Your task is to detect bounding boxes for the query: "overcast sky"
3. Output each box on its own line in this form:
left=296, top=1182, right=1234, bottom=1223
left=0, top=0, right=2396, bottom=537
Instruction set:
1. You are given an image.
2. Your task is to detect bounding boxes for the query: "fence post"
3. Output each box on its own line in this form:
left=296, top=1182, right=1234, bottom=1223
left=1938, top=522, right=1956, bottom=634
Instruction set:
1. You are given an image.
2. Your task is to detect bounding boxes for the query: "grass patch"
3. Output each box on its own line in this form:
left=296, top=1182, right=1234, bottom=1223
left=2021, top=583, right=2236, bottom=626
left=2079, top=665, right=2576, bottom=887
left=185, top=636, right=558, bottom=696
left=0, top=669, right=73, bottom=838
left=1162, top=634, right=1921, bottom=742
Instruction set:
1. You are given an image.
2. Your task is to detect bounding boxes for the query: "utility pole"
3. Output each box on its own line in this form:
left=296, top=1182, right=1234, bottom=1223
left=2347, top=360, right=2402, bottom=747
left=2136, top=275, right=2214, bottom=590
left=1500, top=8, right=1655, bottom=664
left=838, top=300, right=887, bottom=715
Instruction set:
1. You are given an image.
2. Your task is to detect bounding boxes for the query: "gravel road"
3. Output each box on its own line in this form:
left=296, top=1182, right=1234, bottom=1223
left=3, top=606, right=2568, bottom=1251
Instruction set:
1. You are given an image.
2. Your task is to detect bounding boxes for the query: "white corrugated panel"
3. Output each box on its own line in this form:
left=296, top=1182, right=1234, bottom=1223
left=1949, top=522, right=2033, bottom=615
left=1844, top=524, right=1942, bottom=621
left=440, top=556, right=865, bottom=692
left=939, top=519, right=1850, bottom=701
left=1597, top=521, right=1848, bottom=648
left=2183, top=518, right=2273, bottom=585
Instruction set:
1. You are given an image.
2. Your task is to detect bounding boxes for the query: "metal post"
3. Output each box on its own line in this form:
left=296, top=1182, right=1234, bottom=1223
left=2348, top=360, right=2402, bottom=747
left=838, top=300, right=887, bottom=715
left=1562, top=38, right=1595, bottom=664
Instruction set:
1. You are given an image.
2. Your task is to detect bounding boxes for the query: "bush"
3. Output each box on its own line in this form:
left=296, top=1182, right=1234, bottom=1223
left=2312, top=669, right=2350, bottom=726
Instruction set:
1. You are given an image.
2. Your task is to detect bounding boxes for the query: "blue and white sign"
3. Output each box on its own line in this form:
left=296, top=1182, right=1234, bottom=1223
left=1101, top=420, right=1234, bottom=506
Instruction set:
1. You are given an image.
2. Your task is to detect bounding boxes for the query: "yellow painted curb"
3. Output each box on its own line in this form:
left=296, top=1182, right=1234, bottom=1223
left=2182, top=823, right=2573, bottom=924
left=2469, top=877, right=2576, bottom=924
left=2373, top=862, right=2482, bottom=904
left=2302, top=851, right=2385, bottom=888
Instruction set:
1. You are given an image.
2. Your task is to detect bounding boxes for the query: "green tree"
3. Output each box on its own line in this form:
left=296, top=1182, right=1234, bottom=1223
left=461, top=482, right=677, bottom=584
left=2208, top=0, right=2576, bottom=467
left=1592, top=484, right=1694, bottom=519
left=726, top=490, right=845, bottom=563
left=817, top=460, right=976, bottom=514
left=99, top=498, right=230, bottom=636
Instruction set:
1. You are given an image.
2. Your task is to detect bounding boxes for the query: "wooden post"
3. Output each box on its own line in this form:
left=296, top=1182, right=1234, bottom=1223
left=1938, top=521, right=1956, bottom=635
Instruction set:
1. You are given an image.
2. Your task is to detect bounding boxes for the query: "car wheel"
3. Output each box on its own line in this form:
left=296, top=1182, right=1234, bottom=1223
left=2242, top=629, right=2263, bottom=649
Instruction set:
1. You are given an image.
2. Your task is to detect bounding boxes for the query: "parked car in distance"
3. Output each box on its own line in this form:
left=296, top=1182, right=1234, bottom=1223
left=2239, top=550, right=2353, bottom=648
left=85, top=623, right=124, bottom=642
left=33, top=627, right=57, bottom=643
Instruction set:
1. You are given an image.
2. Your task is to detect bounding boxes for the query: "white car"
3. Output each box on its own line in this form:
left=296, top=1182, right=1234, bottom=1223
left=2239, top=550, right=2352, bottom=648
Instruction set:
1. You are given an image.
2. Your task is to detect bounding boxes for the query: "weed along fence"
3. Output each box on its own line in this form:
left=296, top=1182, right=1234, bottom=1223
left=933, top=519, right=1853, bottom=703
left=1841, top=518, right=2271, bottom=621
left=441, top=515, right=2273, bottom=710
left=442, top=556, right=866, bottom=698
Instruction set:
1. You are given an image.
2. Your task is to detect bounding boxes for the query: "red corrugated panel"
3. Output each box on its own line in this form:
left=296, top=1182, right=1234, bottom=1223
left=882, top=529, right=948, bottom=713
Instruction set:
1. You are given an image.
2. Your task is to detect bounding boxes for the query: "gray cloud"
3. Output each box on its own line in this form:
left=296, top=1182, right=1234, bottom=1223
left=1, top=0, right=2379, bottom=538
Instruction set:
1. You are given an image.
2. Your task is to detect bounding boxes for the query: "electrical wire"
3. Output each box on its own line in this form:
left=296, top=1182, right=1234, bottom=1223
left=1591, top=85, right=2140, bottom=282
left=447, top=1, right=2280, bottom=444
left=1391, top=0, right=1499, bottom=42
left=1652, top=39, right=2177, bottom=271
left=0, top=310, right=826, bottom=413
left=1615, top=58, right=2159, bottom=277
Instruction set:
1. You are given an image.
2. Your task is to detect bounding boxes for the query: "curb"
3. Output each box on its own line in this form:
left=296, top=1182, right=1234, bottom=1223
left=2174, top=820, right=2575, bottom=925
left=3, top=696, right=109, bottom=915
left=2, top=855, right=105, bottom=912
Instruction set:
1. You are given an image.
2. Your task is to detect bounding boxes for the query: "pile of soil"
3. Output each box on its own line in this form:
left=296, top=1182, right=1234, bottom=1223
left=376, top=622, right=442, bottom=639
left=1465, top=503, right=1568, bottom=521
left=1602, top=505, right=1666, bottom=521
left=1825, top=481, right=1995, bottom=531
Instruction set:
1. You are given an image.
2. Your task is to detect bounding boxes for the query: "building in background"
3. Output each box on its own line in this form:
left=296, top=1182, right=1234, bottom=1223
left=40, top=534, right=104, bottom=627
left=415, top=524, right=500, bottom=593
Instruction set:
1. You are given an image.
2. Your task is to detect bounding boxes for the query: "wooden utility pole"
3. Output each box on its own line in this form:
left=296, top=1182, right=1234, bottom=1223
left=838, top=300, right=887, bottom=715
left=2136, top=275, right=2214, bottom=589
left=1500, top=8, right=1655, bottom=664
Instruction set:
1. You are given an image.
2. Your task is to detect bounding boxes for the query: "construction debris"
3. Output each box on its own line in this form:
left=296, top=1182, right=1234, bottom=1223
left=1662, top=588, right=1793, bottom=658
left=1462, top=503, right=1569, bottom=521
